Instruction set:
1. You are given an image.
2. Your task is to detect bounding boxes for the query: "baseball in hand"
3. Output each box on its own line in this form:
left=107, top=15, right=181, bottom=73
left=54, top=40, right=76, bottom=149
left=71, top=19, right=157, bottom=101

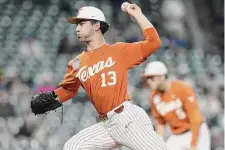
left=121, top=2, right=131, bottom=12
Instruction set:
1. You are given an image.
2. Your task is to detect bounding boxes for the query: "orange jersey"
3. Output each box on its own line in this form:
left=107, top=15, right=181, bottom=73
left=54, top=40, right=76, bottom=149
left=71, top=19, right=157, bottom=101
left=55, top=27, right=161, bottom=114
left=151, top=80, right=204, bottom=146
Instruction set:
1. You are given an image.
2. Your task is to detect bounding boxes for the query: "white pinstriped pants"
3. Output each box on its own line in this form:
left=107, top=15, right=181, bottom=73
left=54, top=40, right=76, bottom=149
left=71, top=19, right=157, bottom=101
left=166, top=123, right=210, bottom=150
left=63, top=101, right=168, bottom=150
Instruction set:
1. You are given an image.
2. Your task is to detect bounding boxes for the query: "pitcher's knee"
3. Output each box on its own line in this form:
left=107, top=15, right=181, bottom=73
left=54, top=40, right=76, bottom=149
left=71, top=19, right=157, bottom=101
left=63, top=138, right=82, bottom=150
left=63, top=139, right=72, bottom=150
left=63, top=126, right=95, bottom=150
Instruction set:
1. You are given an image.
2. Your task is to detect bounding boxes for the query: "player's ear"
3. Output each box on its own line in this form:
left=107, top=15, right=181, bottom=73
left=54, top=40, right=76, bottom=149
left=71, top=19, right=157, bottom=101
left=94, top=21, right=101, bottom=31
left=160, top=75, right=166, bottom=81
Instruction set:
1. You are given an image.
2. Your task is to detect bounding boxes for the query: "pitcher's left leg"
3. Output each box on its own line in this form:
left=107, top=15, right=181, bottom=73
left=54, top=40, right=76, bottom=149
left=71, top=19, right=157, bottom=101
left=63, top=122, right=121, bottom=150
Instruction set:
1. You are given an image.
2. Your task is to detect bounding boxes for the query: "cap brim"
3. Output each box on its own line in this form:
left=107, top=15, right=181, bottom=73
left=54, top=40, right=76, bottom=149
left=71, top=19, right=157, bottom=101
left=68, top=17, right=109, bottom=25
left=67, top=17, right=90, bottom=24
left=143, top=75, right=153, bottom=78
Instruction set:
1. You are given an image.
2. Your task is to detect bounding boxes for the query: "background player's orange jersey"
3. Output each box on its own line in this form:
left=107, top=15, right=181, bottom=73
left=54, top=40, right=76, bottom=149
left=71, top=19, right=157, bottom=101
left=55, top=28, right=161, bottom=114
left=151, top=80, right=204, bottom=146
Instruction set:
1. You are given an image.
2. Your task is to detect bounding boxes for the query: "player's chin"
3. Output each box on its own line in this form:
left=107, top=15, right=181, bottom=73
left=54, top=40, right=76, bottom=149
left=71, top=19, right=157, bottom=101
left=78, top=38, right=85, bottom=42
left=78, top=37, right=87, bottom=43
left=79, top=39, right=84, bottom=42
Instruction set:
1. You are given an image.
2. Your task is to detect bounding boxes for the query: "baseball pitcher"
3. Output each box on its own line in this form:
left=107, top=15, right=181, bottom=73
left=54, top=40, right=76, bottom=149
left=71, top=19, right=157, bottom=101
left=30, top=3, right=168, bottom=150
left=144, top=61, right=210, bottom=150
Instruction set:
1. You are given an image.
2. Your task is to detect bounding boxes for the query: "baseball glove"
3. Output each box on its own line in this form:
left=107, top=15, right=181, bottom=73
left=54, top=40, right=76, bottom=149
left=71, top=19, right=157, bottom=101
left=30, top=91, right=62, bottom=115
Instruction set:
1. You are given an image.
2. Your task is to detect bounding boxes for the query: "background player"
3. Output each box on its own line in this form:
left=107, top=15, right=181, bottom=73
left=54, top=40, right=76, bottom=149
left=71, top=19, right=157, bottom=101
left=31, top=2, right=168, bottom=150
left=143, top=61, right=210, bottom=150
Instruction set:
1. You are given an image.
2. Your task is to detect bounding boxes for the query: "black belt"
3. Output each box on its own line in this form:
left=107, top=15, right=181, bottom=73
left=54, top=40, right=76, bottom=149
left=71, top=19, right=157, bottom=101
left=99, top=105, right=124, bottom=121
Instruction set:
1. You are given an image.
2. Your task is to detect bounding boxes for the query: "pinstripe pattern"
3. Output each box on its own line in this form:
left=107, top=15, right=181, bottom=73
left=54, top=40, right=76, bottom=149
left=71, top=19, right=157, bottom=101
left=63, top=101, right=168, bottom=150
left=63, top=122, right=120, bottom=150
left=107, top=102, right=168, bottom=150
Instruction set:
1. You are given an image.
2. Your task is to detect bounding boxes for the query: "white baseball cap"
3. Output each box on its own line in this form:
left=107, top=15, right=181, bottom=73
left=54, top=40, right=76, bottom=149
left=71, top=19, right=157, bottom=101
left=68, top=6, right=107, bottom=24
left=144, top=61, right=168, bottom=77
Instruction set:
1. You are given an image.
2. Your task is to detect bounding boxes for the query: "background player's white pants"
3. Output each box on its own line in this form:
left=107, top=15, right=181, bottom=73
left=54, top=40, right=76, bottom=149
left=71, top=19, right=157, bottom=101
left=63, top=101, right=168, bottom=150
left=166, top=123, right=210, bottom=150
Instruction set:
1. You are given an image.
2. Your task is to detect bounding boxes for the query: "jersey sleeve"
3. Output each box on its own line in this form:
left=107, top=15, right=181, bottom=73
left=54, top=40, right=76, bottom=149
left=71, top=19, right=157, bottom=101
left=150, top=94, right=166, bottom=125
left=180, top=84, right=204, bottom=146
left=55, top=59, right=81, bottom=102
left=119, top=27, right=161, bottom=69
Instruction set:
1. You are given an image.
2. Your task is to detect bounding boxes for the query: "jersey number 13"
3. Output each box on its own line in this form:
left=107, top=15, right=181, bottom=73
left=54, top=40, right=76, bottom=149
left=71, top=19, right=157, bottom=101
left=101, top=71, right=117, bottom=87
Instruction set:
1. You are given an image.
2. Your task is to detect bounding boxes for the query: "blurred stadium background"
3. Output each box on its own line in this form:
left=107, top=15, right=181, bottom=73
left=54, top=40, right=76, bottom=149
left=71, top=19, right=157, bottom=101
left=0, top=0, right=224, bottom=149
